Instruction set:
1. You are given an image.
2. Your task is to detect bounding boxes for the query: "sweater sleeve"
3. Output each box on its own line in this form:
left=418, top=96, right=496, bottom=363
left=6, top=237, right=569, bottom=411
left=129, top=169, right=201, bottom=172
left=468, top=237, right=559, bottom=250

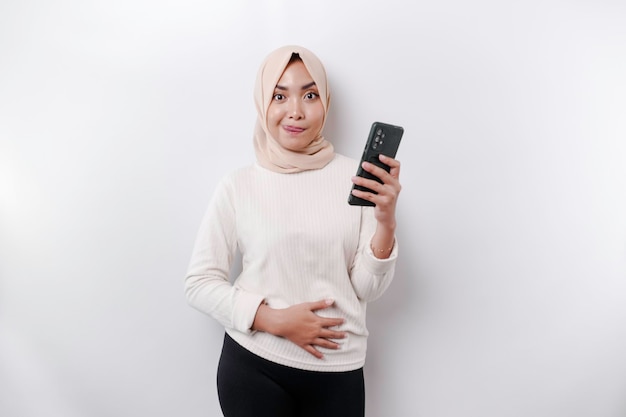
left=349, top=206, right=398, bottom=302
left=184, top=178, right=265, bottom=333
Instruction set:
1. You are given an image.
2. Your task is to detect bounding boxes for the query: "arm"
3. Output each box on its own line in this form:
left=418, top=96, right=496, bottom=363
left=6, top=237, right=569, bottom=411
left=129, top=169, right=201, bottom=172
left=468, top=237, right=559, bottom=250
left=185, top=179, right=265, bottom=333
left=351, top=154, right=401, bottom=259
left=349, top=154, right=401, bottom=301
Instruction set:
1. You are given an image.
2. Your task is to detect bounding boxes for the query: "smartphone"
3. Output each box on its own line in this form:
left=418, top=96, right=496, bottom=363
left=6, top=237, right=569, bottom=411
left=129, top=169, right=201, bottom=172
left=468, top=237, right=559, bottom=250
left=348, top=121, right=404, bottom=206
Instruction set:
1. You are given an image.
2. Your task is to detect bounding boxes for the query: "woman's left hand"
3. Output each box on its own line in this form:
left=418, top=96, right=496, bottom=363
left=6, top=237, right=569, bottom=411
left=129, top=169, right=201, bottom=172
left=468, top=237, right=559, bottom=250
left=351, top=154, right=402, bottom=228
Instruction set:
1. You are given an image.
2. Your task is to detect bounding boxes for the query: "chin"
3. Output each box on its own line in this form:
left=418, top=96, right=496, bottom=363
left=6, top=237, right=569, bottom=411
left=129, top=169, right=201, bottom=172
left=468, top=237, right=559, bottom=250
left=280, top=137, right=314, bottom=152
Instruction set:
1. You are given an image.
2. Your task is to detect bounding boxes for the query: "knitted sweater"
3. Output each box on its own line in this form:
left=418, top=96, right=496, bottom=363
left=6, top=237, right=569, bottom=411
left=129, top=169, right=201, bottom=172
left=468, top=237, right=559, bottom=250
left=185, top=154, right=398, bottom=372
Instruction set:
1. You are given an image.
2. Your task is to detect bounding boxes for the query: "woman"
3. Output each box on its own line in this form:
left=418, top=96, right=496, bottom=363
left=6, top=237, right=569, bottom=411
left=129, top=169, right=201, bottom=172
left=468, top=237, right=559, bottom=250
left=185, top=45, right=401, bottom=417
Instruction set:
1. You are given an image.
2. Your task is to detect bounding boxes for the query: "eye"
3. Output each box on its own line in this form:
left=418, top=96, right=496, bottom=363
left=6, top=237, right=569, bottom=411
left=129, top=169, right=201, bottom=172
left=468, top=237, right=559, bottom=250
left=273, top=93, right=286, bottom=101
left=304, top=91, right=319, bottom=100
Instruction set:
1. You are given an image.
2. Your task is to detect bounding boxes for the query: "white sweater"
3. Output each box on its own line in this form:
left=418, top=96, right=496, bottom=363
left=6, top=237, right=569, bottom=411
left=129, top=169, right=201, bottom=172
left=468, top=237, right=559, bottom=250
left=185, top=154, right=398, bottom=372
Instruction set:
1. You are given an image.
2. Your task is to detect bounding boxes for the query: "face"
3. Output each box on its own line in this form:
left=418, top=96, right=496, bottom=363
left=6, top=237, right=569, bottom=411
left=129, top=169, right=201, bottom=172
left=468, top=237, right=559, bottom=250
left=266, top=59, right=325, bottom=152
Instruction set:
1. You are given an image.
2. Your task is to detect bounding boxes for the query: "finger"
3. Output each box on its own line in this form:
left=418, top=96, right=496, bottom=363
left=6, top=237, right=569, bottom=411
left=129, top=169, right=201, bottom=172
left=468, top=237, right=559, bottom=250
left=380, top=155, right=401, bottom=178
left=319, top=317, right=345, bottom=328
left=319, top=328, right=347, bottom=339
left=309, top=299, right=335, bottom=311
left=350, top=188, right=375, bottom=203
left=351, top=175, right=384, bottom=194
left=304, top=345, right=324, bottom=359
left=351, top=187, right=391, bottom=205
left=360, top=160, right=386, bottom=178
left=361, top=161, right=397, bottom=185
left=352, top=188, right=396, bottom=211
left=379, top=154, right=400, bottom=168
left=312, top=338, right=340, bottom=350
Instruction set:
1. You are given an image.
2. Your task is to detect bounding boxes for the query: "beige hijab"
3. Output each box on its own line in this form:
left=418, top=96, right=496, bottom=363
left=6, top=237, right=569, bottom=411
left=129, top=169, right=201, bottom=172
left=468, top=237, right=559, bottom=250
left=253, top=45, right=335, bottom=173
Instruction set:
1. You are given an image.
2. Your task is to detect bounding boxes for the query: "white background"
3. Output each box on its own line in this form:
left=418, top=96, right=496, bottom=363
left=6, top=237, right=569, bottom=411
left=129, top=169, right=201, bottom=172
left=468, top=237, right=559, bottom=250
left=1, top=1, right=625, bottom=416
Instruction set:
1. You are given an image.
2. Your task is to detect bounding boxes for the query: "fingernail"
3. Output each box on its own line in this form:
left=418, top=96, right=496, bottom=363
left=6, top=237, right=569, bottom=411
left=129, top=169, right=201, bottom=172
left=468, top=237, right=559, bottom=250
left=325, top=299, right=334, bottom=305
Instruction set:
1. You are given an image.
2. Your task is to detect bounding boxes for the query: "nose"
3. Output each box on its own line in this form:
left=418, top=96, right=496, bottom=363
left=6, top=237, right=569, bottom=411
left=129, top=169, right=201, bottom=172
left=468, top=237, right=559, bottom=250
left=288, top=100, right=303, bottom=119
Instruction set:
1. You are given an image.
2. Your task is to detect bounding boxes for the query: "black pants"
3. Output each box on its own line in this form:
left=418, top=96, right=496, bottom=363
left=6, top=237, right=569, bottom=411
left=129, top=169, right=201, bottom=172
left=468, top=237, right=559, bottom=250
left=217, top=333, right=365, bottom=417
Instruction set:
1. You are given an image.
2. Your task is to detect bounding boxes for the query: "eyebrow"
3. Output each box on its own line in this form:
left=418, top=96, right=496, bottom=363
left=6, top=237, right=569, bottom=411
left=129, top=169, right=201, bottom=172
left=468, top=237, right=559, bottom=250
left=275, top=81, right=317, bottom=91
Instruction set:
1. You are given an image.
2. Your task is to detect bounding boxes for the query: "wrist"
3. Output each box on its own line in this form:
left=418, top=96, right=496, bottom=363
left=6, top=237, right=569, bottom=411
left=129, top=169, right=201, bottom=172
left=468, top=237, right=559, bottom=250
left=252, top=303, right=278, bottom=335
left=370, top=240, right=394, bottom=256
left=376, top=215, right=396, bottom=232
left=371, top=223, right=396, bottom=259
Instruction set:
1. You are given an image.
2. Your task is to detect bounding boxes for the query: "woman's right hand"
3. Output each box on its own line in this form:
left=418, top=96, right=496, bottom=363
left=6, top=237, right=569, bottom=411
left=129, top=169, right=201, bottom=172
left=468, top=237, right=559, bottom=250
left=252, top=299, right=346, bottom=359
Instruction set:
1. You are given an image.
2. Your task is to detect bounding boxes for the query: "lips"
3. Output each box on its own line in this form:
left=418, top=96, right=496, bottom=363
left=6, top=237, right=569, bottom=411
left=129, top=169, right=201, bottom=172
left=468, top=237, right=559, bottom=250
left=283, top=125, right=305, bottom=133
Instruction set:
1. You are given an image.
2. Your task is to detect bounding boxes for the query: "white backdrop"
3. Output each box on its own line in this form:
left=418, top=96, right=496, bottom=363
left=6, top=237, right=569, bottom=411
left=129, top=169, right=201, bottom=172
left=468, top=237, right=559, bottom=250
left=1, top=1, right=625, bottom=416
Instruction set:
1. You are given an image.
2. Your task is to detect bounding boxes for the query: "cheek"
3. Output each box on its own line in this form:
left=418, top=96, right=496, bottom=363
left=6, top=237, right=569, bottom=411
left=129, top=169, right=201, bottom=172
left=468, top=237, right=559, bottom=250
left=266, top=106, right=282, bottom=127
left=310, top=104, right=325, bottom=126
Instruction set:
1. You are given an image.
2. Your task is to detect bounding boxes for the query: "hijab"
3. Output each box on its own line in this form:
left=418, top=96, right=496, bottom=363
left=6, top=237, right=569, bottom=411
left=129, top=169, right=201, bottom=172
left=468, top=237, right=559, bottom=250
left=253, top=45, right=335, bottom=173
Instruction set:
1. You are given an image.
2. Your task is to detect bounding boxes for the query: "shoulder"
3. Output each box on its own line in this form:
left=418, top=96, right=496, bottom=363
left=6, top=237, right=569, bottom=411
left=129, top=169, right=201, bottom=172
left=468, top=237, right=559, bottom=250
left=332, top=153, right=359, bottom=167
left=218, top=163, right=257, bottom=185
left=323, top=153, right=359, bottom=175
left=207, top=164, right=258, bottom=200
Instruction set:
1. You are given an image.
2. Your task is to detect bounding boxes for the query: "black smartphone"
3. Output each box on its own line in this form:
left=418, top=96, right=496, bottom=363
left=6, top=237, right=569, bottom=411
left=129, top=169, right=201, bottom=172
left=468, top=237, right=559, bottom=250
left=348, top=121, right=404, bottom=207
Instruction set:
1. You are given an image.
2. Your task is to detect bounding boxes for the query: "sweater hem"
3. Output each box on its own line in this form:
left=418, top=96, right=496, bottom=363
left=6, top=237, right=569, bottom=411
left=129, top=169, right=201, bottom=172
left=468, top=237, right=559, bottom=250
left=226, top=329, right=366, bottom=372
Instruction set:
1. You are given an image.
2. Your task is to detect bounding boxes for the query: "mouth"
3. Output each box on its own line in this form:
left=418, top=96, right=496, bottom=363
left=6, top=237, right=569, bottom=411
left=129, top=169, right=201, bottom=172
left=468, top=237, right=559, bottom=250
left=283, top=125, right=305, bottom=134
